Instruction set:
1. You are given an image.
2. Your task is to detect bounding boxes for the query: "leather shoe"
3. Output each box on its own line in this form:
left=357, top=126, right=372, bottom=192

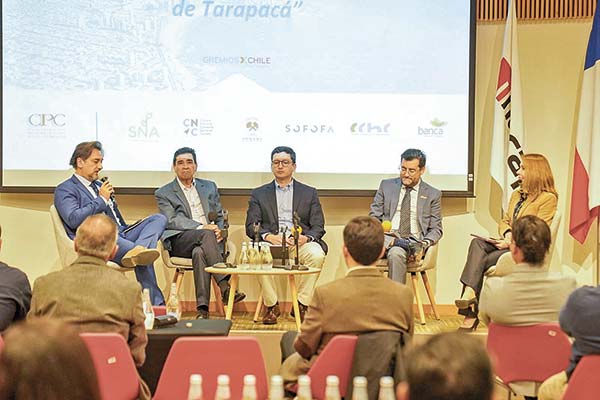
left=290, top=302, right=308, bottom=322
left=121, top=246, right=160, bottom=268
left=196, top=308, right=209, bottom=319
left=457, top=317, right=479, bottom=332
left=263, top=304, right=279, bottom=325
left=221, top=289, right=246, bottom=304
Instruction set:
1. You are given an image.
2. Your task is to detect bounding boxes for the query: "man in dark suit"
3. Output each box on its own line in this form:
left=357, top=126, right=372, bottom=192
left=245, top=146, right=327, bottom=324
left=0, top=225, right=31, bottom=332
left=369, top=148, right=443, bottom=284
left=155, top=147, right=245, bottom=319
left=54, top=141, right=166, bottom=305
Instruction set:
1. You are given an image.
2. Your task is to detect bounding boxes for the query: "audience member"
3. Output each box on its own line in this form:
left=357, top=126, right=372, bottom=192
left=280, top=216, right=413, bottom=382
left=538, top=285, right=600, bottom=400
left=369, top=148, right=443, bottom=284
left=155, top=147, right=245, bottom=319
left=28, top=214, right=150, bottom=399
left=456, top=153, right=558, bottom=331
left=0, top=317, right=101, bottom=400
left=396, top=332, right=494, bottom=400
left=0, top=225, right=31, bottom=332
left=54, top=141, right=166, bottom=305
left=479, top=215, right=575, bottom=399
left=245, top=146, right=327, bottom=324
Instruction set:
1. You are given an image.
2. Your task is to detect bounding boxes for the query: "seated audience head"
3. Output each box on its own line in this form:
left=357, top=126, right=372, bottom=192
left=396, top=332, right=494, bottom=400
left=343, top=216, right=385, bottom=267
left=74, top=214, right=118, bottom=261
left=400, top=148, right=426, bottom=188
left=270, top=146, right=297, bottom=183
left=0, top=317, right=101, bottom=400
left=519, top=153, right=557, bottom=198
left=510, top=215, right=551, bottom=266
left=69, top=141, right=104, bottom=182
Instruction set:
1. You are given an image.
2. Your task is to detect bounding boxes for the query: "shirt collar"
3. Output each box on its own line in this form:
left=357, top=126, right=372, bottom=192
left=75, top=173, right=94, bottom=187
left=345, top=265, right=375, bottom=276
left=177, top=177, right=196, bottom=191
left=404, top=181, right=420, bottom=193
left=274, top=179, right=294, bottom=191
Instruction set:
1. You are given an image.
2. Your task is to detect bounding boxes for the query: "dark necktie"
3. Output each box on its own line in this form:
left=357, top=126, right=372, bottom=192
left=399, top=186, right=413, bottom=237
left=90, top=182, right=100, bottom=197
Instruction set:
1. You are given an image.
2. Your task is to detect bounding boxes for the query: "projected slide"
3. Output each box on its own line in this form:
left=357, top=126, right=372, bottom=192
left=2, top=0, right=474, bottom=192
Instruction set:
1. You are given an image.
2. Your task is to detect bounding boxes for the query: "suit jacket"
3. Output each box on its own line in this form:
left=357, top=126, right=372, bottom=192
left=369, top=178, right=443, bottom=244
left=498, top=190, right=557, bottom=237
left=245, top=179, right=327, bottom=253
left=0, top=262, right=31, bottom=332
left=294, top=267, right=414, bottom=359
left=155, top=178, right=224, bottom=250
left=478, top=263, right=576, bottom=326
left=28, top=255, right=147, bottom=366
left=54, top=174, right=127, bottom=239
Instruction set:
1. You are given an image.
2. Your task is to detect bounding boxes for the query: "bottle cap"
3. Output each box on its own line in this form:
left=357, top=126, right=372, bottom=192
left=271, top=375, right=283, bottom=385
left=298, top=375, right=311, bottom=385
left=218, top=375, right=230, bottom=385
left=190, top=374, right=202, bottom=384
left=353, top=376, right=367, bottom=387
left=380, top=376, right=394, bottom=387
left=326, top=375, right=339, bottom=385
left=244, top=375, right=256, bottom=385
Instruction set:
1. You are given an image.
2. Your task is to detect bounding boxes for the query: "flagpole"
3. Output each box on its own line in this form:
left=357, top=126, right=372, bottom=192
left=597, top=217, right=600, bottom=285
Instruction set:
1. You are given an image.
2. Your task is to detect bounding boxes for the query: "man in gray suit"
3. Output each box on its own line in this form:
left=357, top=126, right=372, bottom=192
left=155, top=147, right=245, bottom=319
left=369, top=148, right=443, bottom=284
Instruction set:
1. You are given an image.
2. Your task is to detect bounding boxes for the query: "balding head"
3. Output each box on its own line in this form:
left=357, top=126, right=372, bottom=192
left=74, top=215, right=118, bottom=260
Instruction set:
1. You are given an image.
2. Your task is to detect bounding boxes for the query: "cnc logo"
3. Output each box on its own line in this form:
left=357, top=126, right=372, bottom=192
left=183, top=118, right=213, bottom=136
left=350, top=122, right=390, bottom=135
left=128, top=113, right=159, bottom=141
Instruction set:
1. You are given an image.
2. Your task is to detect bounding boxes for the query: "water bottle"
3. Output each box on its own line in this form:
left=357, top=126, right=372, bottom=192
left=242, top=374, right=257, bottom=400
left=325, top=375, right=341, bottom=400
left=215, top=374, right=231, bottom=400
left=351, top=376, right=368, bottom=400
left=261, top=244, right=273, bottom=270
left=141, top=288, right=154, bottom=330
left=297, top=375, right=312, bottom=400
left=269, top=375, right=284, bottom=400
left=378, top=376, right=395, bottom=400
left=240, top=242, right=249, bottom=270
left=187, top=374, right=203, bottom=400
left=247, top=245, right=260, bottom=270
left=166, top=282, right=181, bottom=320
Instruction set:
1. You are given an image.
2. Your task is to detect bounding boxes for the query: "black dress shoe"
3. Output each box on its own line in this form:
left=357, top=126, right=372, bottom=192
left=457, top=317, right=479, bottom=332
left=196, top=308, right=209, bottom=319
left=221, top=289, right=247, bottom=304
left=290, top=302, right=308, bottom=322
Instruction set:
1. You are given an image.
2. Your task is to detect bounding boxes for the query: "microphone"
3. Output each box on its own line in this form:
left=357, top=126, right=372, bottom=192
left=382, top=220, right=392, bottom=232
left=99, top=176, right=116, bottom=202
left=207, top=211, right=217, bottom=224
left=280, top=226, right=289, bottom=268
left=253, top=222, right=261, bottom=248
left=292, top=212, right=300, bottom=266
left=221, top=209, right=229, bottom=240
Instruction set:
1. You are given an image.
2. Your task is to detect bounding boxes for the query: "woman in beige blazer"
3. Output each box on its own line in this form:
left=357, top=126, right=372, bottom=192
left=455, top=154, right=558, bottom=331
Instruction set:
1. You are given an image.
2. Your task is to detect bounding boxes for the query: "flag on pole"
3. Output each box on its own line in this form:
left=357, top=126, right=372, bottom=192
left=490, top=0, right=525, bottom=208
left=569, top=1, right=600, bottom=244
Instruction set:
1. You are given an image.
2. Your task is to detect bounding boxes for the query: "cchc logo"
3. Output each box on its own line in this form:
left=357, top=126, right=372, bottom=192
left=183, top=118, right=213, bottom=136
left=28, top=113, right=66, bottom=127
left=243, top=118, right=262, bottom=142
left=129, top=113, right=159, bottom=139
left=350, top=122, right=390, bottom=134
left=418, top=118, right=447, bottom=136
left=285, top=124, right=334, bottom=134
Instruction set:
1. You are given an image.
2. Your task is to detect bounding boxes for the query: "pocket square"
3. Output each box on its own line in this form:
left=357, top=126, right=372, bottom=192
left=420, top=195, right=428, bottom=199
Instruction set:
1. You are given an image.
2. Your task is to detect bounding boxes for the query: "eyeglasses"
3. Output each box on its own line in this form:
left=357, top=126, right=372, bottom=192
left=400, top=167, right=421, bottom=176
left=272, top=160, right=293, bottom=167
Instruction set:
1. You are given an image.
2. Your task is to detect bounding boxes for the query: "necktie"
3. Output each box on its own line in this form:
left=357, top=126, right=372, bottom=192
left=90, top=182, right=100, bottom=197
left=399, top=187, right=413, bottom=237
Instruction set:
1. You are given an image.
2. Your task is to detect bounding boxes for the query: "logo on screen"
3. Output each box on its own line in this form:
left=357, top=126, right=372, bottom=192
left=243, top=118, right=262, bottom=142
left=284, top=124, right=334, bottom=134
left=128, top=113, right=159, bottom=141
left=418, top=118, right=446, bottom=137
left=350, top=122, right=390, bottom=135
left=28, top=113, right=66, bottom=127
left=26, top=113, right=67, bottom=138
left=184, top=118, right=213, bottom=136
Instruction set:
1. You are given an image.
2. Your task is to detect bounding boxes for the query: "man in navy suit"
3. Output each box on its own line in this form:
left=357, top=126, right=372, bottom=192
left=245, top=146, right=327, bottom=325
left=369, top=148, right=443, bottom=284
left=54, top=141, right=166, bottom=305
left=155, top=147, right=245, bottom=319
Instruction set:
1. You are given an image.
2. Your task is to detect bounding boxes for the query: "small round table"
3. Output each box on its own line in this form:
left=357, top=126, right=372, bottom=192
left=205, top=265, right=320, bottom=330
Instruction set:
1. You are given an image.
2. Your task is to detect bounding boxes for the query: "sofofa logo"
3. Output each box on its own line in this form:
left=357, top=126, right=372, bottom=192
left=350, top=122, right=390, bottom=135
left=418, top=118, right=447, bottom=137
left=128, top=113, right=159, bottom=140
left=285, top=124, right=334, bottom=134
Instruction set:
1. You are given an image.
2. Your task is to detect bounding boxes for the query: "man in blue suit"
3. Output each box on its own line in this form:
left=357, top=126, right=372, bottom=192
left=54, top=141, right=166, bottom=305
left=369, top=148, right=443, bottom=284
left=155, top=147, right=245, bottom=319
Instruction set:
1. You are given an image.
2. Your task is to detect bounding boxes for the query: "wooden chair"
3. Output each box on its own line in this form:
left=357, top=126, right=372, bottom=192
left=562, top=355, right=600, bottom=400
left=376, top=243, right=440, bottom=325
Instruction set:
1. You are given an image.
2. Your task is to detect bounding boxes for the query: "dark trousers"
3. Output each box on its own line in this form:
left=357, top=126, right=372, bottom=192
left=459, top=238, right=508, bottom=317
left=281, top=331, right=299, bottom=362
left=169, top=230, right=228, bottom=310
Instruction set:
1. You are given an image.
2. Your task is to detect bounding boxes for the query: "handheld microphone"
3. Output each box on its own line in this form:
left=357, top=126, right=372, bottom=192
left=207, top=211, right=217, bottom=224
left=280, top=226, right=289, bottom=267
left=292, top=212, right=300, bottom=266
left=221, top=209, right=229, bottom=240
left=99, top=176, right=116, bottom=202
left=382, top=220, right=392, bottom=232
left=253, top=222, right=261, bottom=248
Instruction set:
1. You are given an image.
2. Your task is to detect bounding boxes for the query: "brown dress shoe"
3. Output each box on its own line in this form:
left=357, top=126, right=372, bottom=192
left=263, top=304, right=279, bottom=325
left=121, top=245, right=160, bottom=268
left=290, top=302, right=308, bottom=322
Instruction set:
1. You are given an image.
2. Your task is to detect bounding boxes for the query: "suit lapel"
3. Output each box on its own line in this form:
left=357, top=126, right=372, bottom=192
left=72, top=175, right=95, bottom=202
left=267, top=181, right=278, bottom=224
left=417, top=181, right=428, bottom=233
left=389, top=178, right=401, bottom=218
left=292, top=180, right=300, bottom=214
left=172, top=179, right=193, bottom=218
left=195, top=179, right=211, bottom=216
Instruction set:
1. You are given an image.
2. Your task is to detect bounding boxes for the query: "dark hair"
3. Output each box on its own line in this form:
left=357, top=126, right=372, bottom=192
left=69, top=141, right=103, bottom=168
left=343, top=216, right=384, bottom=266
left=271, top=146, right=296, bottom=164
left=0, top=318, right=101, bottom=400
left=172, top=147, right=197, bottom=165
left=405, top=332, right=493, bottom=400
left=512, top=215, right=551, bottom=265
left=401, top=148, right=426, bottom=168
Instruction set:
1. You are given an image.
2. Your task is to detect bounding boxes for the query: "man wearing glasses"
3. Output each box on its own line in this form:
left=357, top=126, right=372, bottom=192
left=245, top=146, right=327, bottom=324
left=369, top=148, right=443, bottom=284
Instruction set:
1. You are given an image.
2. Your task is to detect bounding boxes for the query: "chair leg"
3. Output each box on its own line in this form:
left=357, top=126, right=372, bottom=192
left=421, top=271, right=440, bottom=320
left=211, top=277, right=225, bottom=316
left=170, top=269, right=184, bottom=298
left=253, top=292, right=263, bottom=322
left=411, top=272, right=426, bottom=325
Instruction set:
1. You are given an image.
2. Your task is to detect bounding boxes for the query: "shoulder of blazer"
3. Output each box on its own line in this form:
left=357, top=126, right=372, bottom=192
left=155, top=178, right=178, bottom=195
left=252, top=181, right=275, bottom=195
left=293, top=179, right=317, bottom=194
left=419, top=180, right=441, bottom=197
left=194, top=178, right=217, bottom=189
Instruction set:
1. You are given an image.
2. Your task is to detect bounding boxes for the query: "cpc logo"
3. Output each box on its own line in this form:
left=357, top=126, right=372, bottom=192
left=28, top=113, right=66, bottom=127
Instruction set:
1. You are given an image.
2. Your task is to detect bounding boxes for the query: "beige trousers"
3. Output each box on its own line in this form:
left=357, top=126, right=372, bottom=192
left=538, top=371, right=568, bottom=400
